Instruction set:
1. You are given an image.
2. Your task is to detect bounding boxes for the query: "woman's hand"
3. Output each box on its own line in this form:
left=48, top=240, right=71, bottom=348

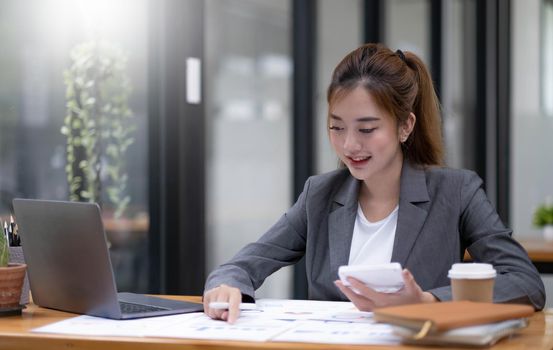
left=203, top=284, right=243, bottom=323
left=334, top=269, right=437, bottom=311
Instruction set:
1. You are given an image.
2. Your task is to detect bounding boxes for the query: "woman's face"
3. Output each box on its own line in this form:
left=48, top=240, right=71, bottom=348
left=329, top=86, right=410, bottom=182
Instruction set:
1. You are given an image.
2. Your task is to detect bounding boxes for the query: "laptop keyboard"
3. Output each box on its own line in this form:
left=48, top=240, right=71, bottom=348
left=119, top=301, right=169, bottom=314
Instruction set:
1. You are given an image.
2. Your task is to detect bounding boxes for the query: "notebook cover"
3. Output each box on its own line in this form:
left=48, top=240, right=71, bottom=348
left=373, top=301, right=534, bottom=333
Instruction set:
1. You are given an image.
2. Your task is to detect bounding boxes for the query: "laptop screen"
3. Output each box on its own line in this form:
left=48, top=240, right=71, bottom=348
left=13, top=199, right=122, bottom=318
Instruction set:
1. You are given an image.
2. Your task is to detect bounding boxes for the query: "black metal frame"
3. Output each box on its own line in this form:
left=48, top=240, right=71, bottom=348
left=430, top=0, right=443, bottom=99
left=147, top=0, right=162, bottom=293
left=148, top=0, right=206, bottom=295
left=292, top=0, right=316, bottom=300
left=475, top=0, right=511, bottom=224
left=363, top=0, right=382, bottom=44
left=496, top=0, right=511, bottom=225
left=475, top=0, right=489, bottom=190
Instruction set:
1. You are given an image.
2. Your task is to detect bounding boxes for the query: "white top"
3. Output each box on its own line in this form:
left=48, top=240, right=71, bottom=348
left=448, top=263, right=497, bottom=279
left=348, top=203, right=398, bottom=265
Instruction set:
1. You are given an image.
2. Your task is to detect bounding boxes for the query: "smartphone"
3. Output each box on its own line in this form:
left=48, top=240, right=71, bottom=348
left=338, top=262, right=404, bottom=293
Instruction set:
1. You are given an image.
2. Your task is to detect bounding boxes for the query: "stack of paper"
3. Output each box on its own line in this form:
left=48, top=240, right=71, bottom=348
left=35, top=299, right=531, bottom=346
left=373, top=301, right=533, bottom=347
left=392, top=319, right=528, bottom=347
left=33, top=299, right=401, bottom=345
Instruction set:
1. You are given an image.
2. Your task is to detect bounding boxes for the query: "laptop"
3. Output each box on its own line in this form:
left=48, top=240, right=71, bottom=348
left=12, top=198, right=204, bottom=319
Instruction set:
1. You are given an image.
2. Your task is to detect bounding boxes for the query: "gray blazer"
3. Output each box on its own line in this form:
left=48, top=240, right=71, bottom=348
left=205, top=162, right=545, bottom=310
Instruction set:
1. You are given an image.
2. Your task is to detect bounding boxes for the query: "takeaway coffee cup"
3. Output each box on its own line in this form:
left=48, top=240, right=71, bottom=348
left=448, top=263, right=496, bottom=303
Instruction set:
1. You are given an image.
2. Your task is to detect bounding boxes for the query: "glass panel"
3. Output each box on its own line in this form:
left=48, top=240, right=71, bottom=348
left=511, top=0, right=553, bottom=239
left=511, top=0, right=553, bottom=310
left=543, top=0, right=553, bottom=116
left=316, top=0, right=363, bottom=174
left=0, top=0, right=149, bottom=292
left=442, top=0, right=477, bottom=169
left=205, top=0, right=293, bottom=298
left=383, top=0, right=430, bottom=63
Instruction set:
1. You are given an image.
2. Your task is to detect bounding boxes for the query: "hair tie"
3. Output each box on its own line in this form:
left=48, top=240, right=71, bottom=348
left=395, top=49, right=406, bottom=62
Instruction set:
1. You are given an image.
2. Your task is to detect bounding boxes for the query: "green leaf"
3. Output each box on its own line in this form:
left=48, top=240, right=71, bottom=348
left=71, top=119, right=82, bottom=129
left=62, top=39, right=135, bottom=219
left=0, top=231, right=8, bottom=267
left=533, top=205, right=553, bottom=227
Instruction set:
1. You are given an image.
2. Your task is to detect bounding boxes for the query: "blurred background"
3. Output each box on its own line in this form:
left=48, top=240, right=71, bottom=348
left=0, top=0, right=552, bottom=306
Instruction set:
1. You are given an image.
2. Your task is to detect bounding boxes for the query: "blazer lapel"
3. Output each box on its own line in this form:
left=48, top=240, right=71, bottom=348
left=391, top=162, right=430, bottom=266
left=328, top=175, right=360, bottom=278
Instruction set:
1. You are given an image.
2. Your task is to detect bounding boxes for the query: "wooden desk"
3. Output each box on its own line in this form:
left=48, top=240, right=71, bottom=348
left=1, top=296, right=552, bottom=350
left=465, top=238, right=553, bottom=274
left=517, top=239, right=553, bottom=274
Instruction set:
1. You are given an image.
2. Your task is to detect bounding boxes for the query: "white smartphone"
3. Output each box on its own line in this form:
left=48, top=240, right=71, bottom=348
left=338, top=262, right=404, bottom=293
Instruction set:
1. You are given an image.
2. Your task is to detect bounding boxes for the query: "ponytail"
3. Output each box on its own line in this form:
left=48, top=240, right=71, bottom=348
left=403, top=52, right=444, bottom=166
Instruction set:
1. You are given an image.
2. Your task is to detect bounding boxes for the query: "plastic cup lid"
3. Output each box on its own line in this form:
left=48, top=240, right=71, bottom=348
left=448, top=263, right=496, bottom=279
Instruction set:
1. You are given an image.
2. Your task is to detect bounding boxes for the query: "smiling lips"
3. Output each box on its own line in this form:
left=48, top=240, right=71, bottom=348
left=347, top=155, right=371, bottom=167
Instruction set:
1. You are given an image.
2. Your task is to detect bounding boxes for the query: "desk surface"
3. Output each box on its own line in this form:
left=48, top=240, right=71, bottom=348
left=516, top=238, right=553, bottom=262
left=1, top=296, right=553, bottom=350
left=464, top=238, right=553, bottom=266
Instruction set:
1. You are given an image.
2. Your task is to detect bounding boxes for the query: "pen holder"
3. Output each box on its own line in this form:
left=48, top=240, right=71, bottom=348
left=8, top=247, right=29, bottom=305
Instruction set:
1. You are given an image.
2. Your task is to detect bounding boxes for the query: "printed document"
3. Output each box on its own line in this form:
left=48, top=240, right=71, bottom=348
left=33, top=299, right=401, bottom=345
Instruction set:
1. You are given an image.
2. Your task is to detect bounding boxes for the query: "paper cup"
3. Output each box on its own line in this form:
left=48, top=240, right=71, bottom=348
left=448, top=263, right=496, bottom=303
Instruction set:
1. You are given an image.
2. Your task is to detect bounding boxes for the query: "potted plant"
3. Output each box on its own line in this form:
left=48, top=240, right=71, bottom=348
left=61, top=40, right=135, bottom=218
left=0, top=229, right=26, bottom=312
left=533, top=197, right=553, bottom=241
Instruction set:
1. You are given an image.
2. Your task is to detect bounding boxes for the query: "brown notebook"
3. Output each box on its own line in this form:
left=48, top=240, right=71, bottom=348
left=373, top=301, right=534, bottom=339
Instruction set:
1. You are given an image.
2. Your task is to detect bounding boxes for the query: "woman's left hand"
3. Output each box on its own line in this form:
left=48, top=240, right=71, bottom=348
left=334, top=269, right=437, bottom=311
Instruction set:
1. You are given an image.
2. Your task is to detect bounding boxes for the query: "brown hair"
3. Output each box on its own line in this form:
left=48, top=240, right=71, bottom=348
left=327, top=43, right=444, bottom=166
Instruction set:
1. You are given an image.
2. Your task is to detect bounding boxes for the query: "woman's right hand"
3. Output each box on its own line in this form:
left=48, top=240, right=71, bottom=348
left=203, top=284, right=243, bottom=323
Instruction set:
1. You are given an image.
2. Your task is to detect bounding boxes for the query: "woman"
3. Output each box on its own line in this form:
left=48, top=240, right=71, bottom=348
left=203, top=43, right=545, bottom=323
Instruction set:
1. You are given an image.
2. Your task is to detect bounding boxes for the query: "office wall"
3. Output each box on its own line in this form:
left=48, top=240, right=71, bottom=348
left=512, top=0, right=553, bottom=308
left=441, top=0, right=477, bottom=170
left=384, top=0, right=429, bottom=63
left=204, top=0, right=293, bottom=299
left=511, top=0, right=553, bottom=239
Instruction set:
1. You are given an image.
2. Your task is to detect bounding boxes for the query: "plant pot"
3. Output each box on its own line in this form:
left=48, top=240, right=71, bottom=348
left=543, top=225, right=553, bottom=242
left=0, top=264, right=27, bottom=309
left=8, top=247, right=29, bottom=305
